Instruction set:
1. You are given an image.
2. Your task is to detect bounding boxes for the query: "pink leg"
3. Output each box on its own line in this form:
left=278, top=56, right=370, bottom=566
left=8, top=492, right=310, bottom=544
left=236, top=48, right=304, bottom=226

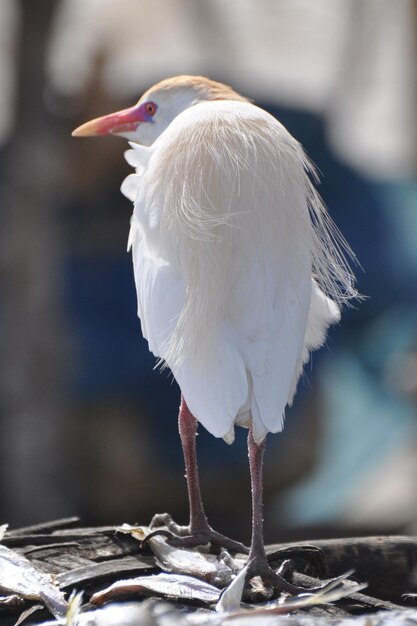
left=146, top=396, right=248, bottom=553
left=247, top=429, right=267, bottom=563
left=246, top=430, right=342, bottom=597
left=178, top=395, right=209, bottom=533
left=246, top=429, right=303, bottom=594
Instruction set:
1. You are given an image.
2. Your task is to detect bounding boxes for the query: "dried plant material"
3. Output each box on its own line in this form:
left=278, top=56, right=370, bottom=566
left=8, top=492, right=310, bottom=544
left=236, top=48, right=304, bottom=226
left=90, top=572, right=221, bottom=606
left=223, top=571, right=368, bottom=621
left=216, top=566, right=248, bottom=613
left=37, top=601, right=169, bottom=626
left=66, top=591, right=84, bottom=626
left=0, top=594, right=25, bottom=610
left=116, top=524, right=245, bottom=587
left=0, top=543, right=68, bottom=618
left=32, top=603, right=417, bottom=626
left=14, top=603, right=44, bottom=626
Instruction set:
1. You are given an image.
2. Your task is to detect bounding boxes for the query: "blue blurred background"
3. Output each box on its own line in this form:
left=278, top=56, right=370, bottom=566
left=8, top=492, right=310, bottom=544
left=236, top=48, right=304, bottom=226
left=1, top=0, right=416, bottom=544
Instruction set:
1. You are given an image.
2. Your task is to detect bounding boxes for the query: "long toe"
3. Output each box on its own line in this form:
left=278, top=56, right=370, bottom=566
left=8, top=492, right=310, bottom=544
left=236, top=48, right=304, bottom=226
left=209, top=530, right=248, bottom=554
left=245, top=556, right=302, bottom=600
left=245, top=554, right=349, bottom=601
left=147, top=513, right=248, bottom=554
left=149, top=513, right=189, bottom=536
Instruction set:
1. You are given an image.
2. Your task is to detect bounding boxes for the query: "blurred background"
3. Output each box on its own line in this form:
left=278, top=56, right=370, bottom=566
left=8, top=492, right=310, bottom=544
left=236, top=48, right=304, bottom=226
left=1, top=0, right=417, bottom=545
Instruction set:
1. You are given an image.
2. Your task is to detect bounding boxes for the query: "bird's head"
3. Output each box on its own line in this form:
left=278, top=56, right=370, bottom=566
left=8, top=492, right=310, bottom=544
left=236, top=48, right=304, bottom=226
left=72, top=75, right=248, bottom=146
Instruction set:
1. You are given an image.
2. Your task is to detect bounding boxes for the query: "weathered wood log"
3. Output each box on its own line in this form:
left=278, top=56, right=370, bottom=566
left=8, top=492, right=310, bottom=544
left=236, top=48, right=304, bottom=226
left=3, top=520, right=417, bottom=623
left=5, top=517, right=81, bottom=537
left=56, top=556, right=157, bottom=590
left=292, top=572, right=404, bottom=612
left=268, top=537, right=417, bottom=602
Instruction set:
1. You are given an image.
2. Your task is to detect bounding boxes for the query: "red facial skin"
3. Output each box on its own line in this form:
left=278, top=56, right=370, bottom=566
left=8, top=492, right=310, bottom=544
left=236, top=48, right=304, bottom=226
left=72, top=101, right=157, bottom=137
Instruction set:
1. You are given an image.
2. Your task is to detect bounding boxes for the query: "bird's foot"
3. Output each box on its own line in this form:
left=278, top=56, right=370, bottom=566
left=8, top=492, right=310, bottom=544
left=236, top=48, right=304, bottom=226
left=145, top=512, right=248, bottom=554
left=245, top=554, right=344, bottom=602
left=149, top=513, right=189, bottom=537
left=245, top=556, right=302, bottom=600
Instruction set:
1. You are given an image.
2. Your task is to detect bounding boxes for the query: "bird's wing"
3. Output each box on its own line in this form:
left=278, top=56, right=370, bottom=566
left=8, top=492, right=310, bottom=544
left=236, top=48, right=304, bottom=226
left=124, top=100, right=354, bottom=442
left=126, top=155, right=249, bottom=439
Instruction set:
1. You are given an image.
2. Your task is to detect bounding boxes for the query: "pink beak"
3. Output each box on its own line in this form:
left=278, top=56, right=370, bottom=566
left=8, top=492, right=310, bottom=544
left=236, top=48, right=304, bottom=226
left=72, top=104, right=146, bottom=137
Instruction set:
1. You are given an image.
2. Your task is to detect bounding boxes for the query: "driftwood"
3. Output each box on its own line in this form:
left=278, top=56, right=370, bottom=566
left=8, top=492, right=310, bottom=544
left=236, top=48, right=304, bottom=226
left=1, top=518, right=417, bottom=624
left=267, top=536, right=417, bottom=603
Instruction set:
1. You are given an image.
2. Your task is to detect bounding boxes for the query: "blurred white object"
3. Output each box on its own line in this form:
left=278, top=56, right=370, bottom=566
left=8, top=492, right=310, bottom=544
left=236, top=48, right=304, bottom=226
left=342, top=433, right=417, bottom=532
left=326, top=0, right=417, bottom=179
left=46, top=0, right=417, bottom=178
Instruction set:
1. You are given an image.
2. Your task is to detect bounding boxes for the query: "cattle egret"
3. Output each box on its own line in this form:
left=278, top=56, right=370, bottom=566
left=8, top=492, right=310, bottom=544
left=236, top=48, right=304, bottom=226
left=73, top=75, right=356, bottom=594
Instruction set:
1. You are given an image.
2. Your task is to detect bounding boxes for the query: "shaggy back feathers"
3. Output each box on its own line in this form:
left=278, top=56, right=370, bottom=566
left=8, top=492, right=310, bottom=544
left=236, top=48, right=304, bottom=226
left=132, top=101, right=356, bottom=370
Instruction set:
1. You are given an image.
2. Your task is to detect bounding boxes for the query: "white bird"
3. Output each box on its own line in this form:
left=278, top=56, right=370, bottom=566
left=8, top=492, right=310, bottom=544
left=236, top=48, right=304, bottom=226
left=73, top=75, right=356, bottom=593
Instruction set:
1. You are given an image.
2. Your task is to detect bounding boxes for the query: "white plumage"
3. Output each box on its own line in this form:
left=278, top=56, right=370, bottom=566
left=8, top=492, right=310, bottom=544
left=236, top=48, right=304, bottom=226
left=122, top=99, right=353, bottom=443
left=73, top=75, right=357, bottom=589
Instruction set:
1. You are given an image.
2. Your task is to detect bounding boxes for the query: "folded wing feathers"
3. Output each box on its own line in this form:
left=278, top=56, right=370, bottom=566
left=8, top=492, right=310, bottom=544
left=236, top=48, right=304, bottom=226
left=123, top=102, right=357, bottom=438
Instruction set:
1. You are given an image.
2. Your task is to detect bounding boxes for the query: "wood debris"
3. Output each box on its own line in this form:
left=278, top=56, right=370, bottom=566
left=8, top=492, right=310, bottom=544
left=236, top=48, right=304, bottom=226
left=1, top=518, right=416, bottom=625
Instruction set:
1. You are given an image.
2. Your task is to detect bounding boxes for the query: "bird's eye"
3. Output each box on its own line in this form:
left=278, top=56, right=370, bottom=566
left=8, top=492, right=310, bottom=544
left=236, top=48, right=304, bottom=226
left=145, top=101, right=157, bottom=117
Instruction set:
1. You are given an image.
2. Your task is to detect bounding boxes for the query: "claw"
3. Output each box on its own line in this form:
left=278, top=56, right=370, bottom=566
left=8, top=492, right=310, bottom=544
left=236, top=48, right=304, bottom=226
left=141, top=528, right=175, bottom=549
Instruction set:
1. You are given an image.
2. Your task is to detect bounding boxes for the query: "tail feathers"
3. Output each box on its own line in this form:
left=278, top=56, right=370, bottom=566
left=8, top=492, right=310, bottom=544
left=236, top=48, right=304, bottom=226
left=288, top=279, right=340, bottom=405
